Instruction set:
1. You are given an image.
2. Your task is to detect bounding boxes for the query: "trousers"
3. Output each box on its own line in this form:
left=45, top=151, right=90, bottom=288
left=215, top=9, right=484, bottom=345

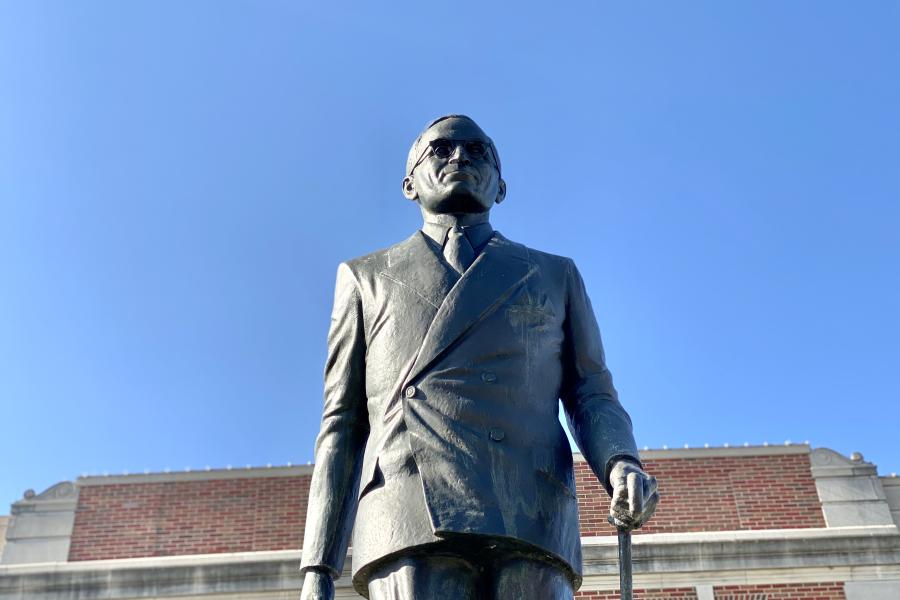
left=366, top=546, right=574, bottom=600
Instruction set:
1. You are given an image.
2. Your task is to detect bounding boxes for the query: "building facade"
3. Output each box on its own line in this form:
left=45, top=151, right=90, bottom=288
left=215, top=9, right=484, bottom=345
left=1, top=445, right=899, bottom=599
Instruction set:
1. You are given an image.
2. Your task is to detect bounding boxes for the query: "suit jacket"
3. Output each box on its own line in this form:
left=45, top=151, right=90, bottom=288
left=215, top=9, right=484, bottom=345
left=300, top=230, right=639, bottom=591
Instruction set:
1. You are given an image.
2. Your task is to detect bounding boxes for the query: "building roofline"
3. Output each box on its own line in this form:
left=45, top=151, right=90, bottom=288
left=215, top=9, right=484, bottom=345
left=76, top=464, right=315, bottom=486
left=576, top=443, right=811, bottom=462
left=72, top=445, right=812, bottom=487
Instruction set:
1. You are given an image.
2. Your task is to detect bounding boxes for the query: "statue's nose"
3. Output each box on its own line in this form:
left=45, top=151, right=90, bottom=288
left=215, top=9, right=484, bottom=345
left=449, top=144, right=470, bottom=165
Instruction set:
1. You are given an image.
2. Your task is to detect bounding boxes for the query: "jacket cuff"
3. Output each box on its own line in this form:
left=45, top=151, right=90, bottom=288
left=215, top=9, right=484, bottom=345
left=299, top=562, right=341, bottom=579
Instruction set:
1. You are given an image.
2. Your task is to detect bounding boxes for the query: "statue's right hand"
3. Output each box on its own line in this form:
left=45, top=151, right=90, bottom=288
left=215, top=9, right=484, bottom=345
left=300, top=569, right=334, bottom=600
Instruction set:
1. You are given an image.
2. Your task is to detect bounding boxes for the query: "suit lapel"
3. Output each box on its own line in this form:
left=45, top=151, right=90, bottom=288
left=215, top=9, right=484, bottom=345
left=377, top=231, right=459, bottom=311
left=375, top=232, right=459, bottom=425
left=406, top=232, right=536, bottom=383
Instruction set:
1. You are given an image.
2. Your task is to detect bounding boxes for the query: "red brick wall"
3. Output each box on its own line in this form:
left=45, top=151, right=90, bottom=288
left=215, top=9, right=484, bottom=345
left=576, top=453, right=825, bottom=536
left=68, top=475, right=310, bottom=561
left=576, top=588, right=698, bottom=599
left=68, top=451, right=823, bottom=561
left=713, top=582, right=845, bottom=599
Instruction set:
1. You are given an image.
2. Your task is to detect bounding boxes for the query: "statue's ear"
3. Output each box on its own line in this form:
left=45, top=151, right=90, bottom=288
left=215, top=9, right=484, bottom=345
left=402, top=175, right=417, bottom=201
left=495, top=179, right=507, bottom=205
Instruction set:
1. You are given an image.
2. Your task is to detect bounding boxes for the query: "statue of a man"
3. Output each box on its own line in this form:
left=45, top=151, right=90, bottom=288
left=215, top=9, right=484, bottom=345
left=300, top=115, right=658, bottom=600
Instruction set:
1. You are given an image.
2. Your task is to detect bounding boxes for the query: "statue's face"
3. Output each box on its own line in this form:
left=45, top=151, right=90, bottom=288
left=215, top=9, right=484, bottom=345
left=403, top=118, right=506, bottom=215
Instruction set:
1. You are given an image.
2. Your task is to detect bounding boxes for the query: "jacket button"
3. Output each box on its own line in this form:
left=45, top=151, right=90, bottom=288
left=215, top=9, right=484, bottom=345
left=404, top=385, right=417, bottom=398
left=489, top=427, right=505, bottom=442
left=481, top=372, right=497, bottom=383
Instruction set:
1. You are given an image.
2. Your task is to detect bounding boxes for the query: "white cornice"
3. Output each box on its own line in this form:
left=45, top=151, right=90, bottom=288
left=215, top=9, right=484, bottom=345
left=1, top=526, right=897, bottom=599
left=573, top=443, right=811, bottom=462
left=581, top=524, right=899, bottom=546
left=76, top=464, right=314, bottom=486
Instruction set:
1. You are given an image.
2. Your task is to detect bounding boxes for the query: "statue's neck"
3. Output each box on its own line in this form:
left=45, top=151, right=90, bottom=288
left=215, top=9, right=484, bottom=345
left=420, top=209, right=491, bottom=229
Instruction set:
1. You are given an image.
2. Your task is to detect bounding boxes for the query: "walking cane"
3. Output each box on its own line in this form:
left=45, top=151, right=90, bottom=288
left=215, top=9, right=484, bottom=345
left=608, top=516, right=633, bottom=600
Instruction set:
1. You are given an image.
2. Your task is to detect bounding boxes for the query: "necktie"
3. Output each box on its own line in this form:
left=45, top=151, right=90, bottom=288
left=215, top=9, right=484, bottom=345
left=444, top=226, right=476, bottom=274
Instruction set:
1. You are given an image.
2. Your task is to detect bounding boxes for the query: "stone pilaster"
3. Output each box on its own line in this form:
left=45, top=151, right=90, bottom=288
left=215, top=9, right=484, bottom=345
left=1, top=482, right=78, bottom=565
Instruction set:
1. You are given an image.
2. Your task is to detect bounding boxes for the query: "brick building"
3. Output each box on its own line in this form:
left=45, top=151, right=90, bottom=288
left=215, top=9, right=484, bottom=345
left=1, top=445, right=899, bottom=599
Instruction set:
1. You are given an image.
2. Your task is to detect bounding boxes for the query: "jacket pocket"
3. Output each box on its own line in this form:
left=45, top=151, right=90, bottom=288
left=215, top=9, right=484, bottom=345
left=358, top=458, right=384, bottom=500
left=537, top=468, right=577, bottom=500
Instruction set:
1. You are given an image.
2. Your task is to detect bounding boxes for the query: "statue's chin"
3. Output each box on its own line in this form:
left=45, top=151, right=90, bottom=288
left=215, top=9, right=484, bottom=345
left=424, top=190, right=491, bottom=215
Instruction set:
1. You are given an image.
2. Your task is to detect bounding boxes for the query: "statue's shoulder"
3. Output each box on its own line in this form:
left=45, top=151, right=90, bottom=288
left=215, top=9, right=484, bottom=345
left=501, top=234, right=575, bottom=274
left=341, top=232, right=423, bottom=276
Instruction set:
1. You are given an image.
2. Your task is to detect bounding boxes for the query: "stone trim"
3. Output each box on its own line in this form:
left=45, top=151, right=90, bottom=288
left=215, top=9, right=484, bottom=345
left=7, top=525, right=891, bottom=571
left=581, top=526, right=900, bottom=575
left=882, top=476, right=900, bottom=527
left=574, top=444, right=810, bottom=462
left=1, top=483, right=78, bottom=566
left=811, top=448, right=895, bottom=527
left=0, top=517, right=7, bottom=560
left=578, top=568, right=897, bottom=592
left=581, top=523, right=898, bottom=546
left=76, top=464, right=315, bottom=486
left=1, top=526, right=897, bottom=599
left=0, top=549, right=301, bottom=574
left=845, top=579, right=900, bottom=600
left=810, top=448, right=878, bottom=478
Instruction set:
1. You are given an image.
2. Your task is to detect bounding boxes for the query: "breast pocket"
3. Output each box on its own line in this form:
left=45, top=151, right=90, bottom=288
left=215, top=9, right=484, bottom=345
left=506, top=291, right=556, bottom=331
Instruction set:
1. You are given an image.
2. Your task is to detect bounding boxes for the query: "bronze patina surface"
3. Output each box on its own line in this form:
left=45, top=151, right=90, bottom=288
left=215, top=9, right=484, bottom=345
left=299, top=116, right=658, bottom=600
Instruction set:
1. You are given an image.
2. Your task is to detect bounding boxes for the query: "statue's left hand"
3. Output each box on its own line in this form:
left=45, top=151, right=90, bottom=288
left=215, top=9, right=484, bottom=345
left=608, top=459, right=659, bottom=531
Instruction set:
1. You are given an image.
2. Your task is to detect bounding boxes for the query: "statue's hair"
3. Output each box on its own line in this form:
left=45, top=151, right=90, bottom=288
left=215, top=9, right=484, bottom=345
left=405, top=114, right=501, bottom=176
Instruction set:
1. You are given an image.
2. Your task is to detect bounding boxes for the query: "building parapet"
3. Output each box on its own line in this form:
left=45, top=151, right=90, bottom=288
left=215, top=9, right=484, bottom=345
left=76, top=463, right=315, bottom=486
left=0, top=518, right=7, bottom=560
left=1, top=526, right=898, bottom=600
left=576, top=443, right=811, bottom=461
left=0, top=483, right=78, bottom=566
left=811, top=448, right=895, bottom=528
left=883, top=475, right=900, bottom=528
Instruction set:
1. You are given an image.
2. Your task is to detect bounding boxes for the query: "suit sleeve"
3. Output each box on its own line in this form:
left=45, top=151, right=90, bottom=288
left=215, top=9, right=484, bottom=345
left=560, top=259, right=640, bottom=496
left=300, top=262, right=370, bottom=577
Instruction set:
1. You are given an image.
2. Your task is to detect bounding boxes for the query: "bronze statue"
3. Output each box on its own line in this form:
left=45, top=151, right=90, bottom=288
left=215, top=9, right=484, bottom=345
left=299, top=115, right=658, bottom=600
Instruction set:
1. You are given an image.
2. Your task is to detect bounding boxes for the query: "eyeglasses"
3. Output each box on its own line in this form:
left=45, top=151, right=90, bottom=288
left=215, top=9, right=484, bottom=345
left=409, top=138, right=500, bottom=176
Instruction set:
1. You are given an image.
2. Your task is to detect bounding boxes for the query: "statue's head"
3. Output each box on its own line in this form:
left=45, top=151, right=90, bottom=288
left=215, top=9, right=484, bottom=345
left=402, top=115, right=506, bottom=215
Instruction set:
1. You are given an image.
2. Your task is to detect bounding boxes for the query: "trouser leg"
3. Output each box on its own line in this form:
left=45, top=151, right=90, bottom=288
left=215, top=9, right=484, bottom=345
left=489, top=554, right=574, bottom=600
left=366, top=553, right=480, bottom=600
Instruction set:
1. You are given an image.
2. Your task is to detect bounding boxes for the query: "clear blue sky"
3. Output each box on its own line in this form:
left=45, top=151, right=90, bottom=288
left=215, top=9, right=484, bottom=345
left=2, top=1, right=898, bottom=509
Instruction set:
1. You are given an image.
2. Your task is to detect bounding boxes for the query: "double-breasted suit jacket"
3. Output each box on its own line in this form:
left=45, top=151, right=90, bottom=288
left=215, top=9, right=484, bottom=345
left=300, top=229, right=640, bottom=593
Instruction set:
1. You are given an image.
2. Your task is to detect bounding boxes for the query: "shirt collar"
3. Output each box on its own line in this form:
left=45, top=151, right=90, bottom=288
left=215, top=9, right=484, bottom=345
left=420, top=213, right=494, bottom=250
